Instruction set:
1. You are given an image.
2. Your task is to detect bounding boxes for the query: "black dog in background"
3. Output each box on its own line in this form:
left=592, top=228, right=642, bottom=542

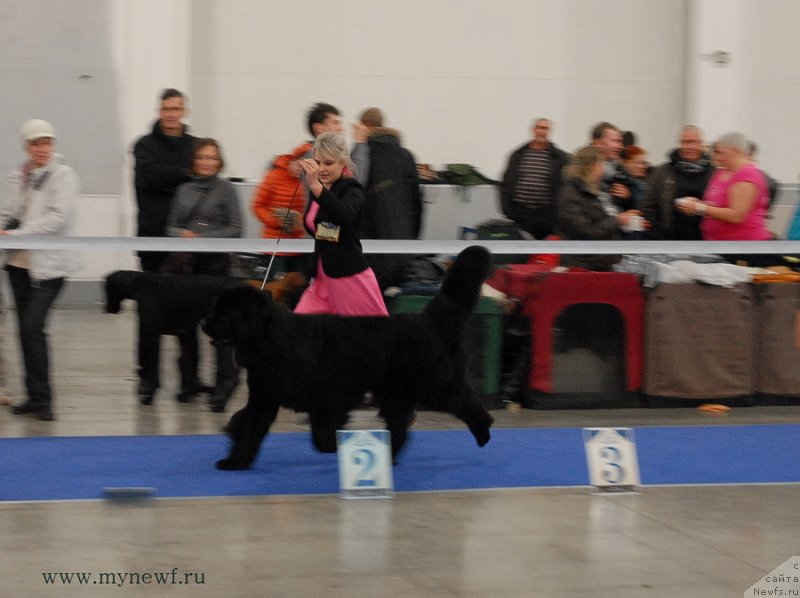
left=104, top=271, right=247, bottom=411
left=202, top=245, right=495, bottom=470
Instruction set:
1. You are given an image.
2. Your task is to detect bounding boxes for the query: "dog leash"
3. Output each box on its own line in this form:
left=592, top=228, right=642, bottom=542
left=260, top=170, right=305, bottom=290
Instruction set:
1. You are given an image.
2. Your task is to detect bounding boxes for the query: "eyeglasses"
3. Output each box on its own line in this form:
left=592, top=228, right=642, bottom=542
left=195, top=155, right=221, bottom=161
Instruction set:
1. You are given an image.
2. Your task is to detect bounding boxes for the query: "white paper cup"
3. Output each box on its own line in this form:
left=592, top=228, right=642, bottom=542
left=674, top=197, right=692, bottom=207
left=624, top=214, right=644, bottom=232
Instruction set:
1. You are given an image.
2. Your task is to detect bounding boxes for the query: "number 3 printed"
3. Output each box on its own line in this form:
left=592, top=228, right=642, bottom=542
left=600, top=446, right=624, bottom=484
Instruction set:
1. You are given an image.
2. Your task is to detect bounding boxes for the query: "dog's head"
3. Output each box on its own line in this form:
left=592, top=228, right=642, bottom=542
left=104, top=270, right=145, bottom=314
left=202, top=285, right=275, bottom=347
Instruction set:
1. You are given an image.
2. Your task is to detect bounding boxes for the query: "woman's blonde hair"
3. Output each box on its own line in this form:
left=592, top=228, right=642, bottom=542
left=563, top=145, right=602, bottom=189
left=313, top=133, right=353, bottom=170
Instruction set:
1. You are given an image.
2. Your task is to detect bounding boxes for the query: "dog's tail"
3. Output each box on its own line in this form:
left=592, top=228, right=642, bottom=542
left=424, top=245, right=492, bottom=328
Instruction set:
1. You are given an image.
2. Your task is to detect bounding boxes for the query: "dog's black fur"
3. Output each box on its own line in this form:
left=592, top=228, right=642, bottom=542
left=104, top=271, right=248, bottom=406
left=202, top=246, right=495, bottom=470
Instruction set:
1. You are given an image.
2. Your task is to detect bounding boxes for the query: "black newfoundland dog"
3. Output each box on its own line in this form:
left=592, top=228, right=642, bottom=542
left=202, top=245, right=495, bottom=470
left=104, top=271, right=247, bottom=409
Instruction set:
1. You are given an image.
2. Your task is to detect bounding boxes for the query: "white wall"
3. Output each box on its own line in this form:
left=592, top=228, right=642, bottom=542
left=750, top=0, right=800, bottom=183
left=0, top=0, right=123, bottom=193
left=189, top=0, right=687, bottom=181
left=685, top=0, right=800, bottom=183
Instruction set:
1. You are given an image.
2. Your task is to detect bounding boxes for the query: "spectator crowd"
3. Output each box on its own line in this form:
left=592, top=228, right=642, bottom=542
left=0, top=87, right=784, bottom=420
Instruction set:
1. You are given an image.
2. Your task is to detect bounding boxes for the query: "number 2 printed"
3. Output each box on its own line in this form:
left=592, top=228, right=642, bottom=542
left=352, top=448, right=377, bottom=487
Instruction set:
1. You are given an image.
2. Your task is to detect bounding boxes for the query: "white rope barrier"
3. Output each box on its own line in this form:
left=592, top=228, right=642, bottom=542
left=0, top=236, right=798, bottom=255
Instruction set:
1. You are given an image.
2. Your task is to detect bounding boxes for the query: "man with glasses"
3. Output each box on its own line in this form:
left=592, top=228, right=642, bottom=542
left=133, top=88, right=196, bottom=272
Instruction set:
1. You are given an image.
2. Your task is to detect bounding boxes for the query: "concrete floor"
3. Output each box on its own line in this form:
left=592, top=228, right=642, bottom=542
left=1, top=307, right=799, bottom=597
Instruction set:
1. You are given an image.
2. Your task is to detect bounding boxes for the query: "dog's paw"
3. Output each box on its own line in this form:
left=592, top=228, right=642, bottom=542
left=473, top=428, right=491, bottom=447
left=313, top=441, right=337, bottom=453
left=215, top=458, right=247, bottom=470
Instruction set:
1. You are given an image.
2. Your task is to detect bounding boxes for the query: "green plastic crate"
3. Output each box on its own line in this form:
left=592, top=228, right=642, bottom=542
left=391, top=295, right=504, bottom=397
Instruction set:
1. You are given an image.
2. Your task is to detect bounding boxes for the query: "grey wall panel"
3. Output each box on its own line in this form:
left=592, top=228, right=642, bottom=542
left=0, top=1, right=122, bottom=194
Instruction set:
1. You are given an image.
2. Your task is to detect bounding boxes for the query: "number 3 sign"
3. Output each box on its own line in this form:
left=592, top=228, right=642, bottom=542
left=336, top=430, right=394, bottom=499
left=583, top=428, right=641, bottom=492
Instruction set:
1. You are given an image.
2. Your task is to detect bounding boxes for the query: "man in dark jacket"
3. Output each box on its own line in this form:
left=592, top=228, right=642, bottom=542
left=352, top=108, right=422, bottom=289
left=133, top=88, right=196, bottom=272
left=590, top=121, right=639, bottom=212
left=644, top=125, right=714, bottom=240
left=501, top=118, right=569, bottom=239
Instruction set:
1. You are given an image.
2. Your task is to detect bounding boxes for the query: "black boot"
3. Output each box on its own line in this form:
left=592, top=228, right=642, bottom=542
left=137, top=381, right=157, bottom=405
left=12, top=401, right=54, bottom=420
left=176, top=379, right=203, bottom=403
left=209, top=379, right=238, bottom=413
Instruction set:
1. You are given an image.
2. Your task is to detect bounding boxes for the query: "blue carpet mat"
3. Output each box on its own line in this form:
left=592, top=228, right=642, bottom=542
left=1, top=425, right=799, bottom=502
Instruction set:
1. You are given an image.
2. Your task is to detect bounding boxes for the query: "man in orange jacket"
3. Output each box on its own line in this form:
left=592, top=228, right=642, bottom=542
left=251, top=103, right=343, bottom=279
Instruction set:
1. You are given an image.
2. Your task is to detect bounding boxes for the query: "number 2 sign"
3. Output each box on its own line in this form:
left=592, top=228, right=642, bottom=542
left=336, top=430, right=394, bottom=499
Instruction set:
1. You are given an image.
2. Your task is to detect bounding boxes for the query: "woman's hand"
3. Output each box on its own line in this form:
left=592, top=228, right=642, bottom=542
left=675, top=196, right=703, bottom=215
left=617, top=209, right=639, bottom=226
left=610, top=183, right=631, bottom=200
left=617, top=209, right=649, bottom=231
left=299, top=158, right=323, bottom=197
left=181, top=230, right=199, bottom=238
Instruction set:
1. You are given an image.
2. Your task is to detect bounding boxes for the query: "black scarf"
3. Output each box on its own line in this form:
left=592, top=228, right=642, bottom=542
left=669, top=149, right=711, bottom=175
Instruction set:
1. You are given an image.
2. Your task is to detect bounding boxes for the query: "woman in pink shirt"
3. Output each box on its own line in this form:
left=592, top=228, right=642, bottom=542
left=676, top=132, right=771, bottom=240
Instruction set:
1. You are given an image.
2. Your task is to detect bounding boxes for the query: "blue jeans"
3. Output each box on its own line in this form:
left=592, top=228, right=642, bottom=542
left=6, top=266, right=64, bottom=407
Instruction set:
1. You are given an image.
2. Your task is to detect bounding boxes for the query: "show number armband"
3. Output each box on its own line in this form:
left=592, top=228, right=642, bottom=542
left=315, top=222, right=341, bottom=242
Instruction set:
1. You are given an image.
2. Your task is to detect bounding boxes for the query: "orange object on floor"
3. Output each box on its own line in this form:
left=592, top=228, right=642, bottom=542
left=698, top=404, right=731, bottom=413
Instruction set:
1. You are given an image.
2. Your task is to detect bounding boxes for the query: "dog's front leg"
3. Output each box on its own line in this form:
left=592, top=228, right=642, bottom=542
left=216, top=369, right=279, bottom=470
left=309, top=405, right=350, bottom=453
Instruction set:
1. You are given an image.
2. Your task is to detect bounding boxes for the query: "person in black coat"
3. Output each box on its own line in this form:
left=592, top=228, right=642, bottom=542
left=351, top=108, right=423, bottom=290
left=643, top=125, right=714, bottom=240
left=500, top=118, right=569, bottom=239
left=556, top=146, right=645, bottom=271
left=132, top=88, right=196, bottom=273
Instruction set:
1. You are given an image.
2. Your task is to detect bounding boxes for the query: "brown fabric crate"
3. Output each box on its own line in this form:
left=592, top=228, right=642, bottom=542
left=644, top=283, right=756, bottom=399
left=754, top=282, right=800, bottom=396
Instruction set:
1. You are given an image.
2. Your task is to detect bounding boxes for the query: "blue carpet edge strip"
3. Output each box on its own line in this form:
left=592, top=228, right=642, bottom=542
left=1, top=425, right=798, bottom=502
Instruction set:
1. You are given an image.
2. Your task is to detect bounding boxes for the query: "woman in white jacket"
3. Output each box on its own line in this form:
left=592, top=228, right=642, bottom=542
left=0, top=119, right=80, bottom=421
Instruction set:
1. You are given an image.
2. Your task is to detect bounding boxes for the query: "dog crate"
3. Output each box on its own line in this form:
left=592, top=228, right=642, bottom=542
left=644, top=282, right=756, bottom=400
left=391, top=295, right=504, bottom=398
left=754, top=282, right=800, bottom=398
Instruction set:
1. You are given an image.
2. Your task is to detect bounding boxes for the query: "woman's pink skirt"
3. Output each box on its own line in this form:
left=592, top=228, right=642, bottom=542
left=294, top=259, right=389, bottom=316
